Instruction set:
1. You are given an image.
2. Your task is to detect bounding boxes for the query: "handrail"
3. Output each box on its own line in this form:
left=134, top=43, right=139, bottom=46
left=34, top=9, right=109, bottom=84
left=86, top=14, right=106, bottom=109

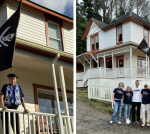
left=0, top=108, right=73, bottom=117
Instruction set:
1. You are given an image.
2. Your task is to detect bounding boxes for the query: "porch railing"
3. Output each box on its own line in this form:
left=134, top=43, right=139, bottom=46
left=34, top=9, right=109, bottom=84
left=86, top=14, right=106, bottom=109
left=0, top=108, right=73, bottom=134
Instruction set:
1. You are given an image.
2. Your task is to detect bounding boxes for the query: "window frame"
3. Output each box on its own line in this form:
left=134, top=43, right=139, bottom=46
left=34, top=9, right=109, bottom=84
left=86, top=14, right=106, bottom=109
left=45, top=16, right=64, bottom=51
left=116, top=55, right=124, bottom=68
left=33, top=83, right=73, bottom=113
left=116, top=24, right=123, bottom=45
left=143, top=27, right=149, bottom=45
left=137, top=56, right=146, bottom=68
left=106, top=57, right=112, bottom=68
left=90, top=33, right=99, bottom=51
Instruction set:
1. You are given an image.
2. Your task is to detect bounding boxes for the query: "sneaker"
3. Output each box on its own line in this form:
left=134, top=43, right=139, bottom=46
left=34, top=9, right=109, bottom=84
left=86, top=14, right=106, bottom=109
left=128, top=119, right=131, bottom=124
left=135, top=121, right=140, bottom=125
left=126, top=120, right=129, bottom=124
left=109, top=120, right=113, bottom=124
left=126, top=119, right=130, bottom=124
left=132, top=121, right=136, bottom=125
left=141, top=123, right=145, bottom=127
left=117, top=121, right=122, bottom=125
left=147, top=123, right=150, bottom=127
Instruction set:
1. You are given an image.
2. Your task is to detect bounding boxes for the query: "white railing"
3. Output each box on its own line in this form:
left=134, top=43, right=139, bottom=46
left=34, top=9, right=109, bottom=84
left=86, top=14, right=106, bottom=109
left=76, top=67, right=150, bottom=87
left=0, top=108, right=73, bottom=134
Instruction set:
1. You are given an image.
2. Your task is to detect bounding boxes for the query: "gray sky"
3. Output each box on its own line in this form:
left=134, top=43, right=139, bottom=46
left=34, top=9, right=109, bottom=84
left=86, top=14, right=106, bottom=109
left=29, top=0, right=73, bottom=18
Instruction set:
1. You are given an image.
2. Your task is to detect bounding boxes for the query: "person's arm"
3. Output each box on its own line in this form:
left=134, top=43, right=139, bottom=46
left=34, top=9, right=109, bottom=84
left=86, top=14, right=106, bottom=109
left=21, top=97, right=29, bottom=113
left=112, top=92, right=115, bottom=105
left=0, top=95, right=7, bottom=111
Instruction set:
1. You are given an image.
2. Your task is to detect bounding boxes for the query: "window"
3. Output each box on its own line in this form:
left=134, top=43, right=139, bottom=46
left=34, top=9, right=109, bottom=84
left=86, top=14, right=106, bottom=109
left=144, top=27, right=149, bottom=44
left=116, top=56, right=124, bottom=68
left=116, top=24, right=122, bottom=44
left=138, top=57, right=146, bottom=68
left=38, top=90, right=73, bottom=116
left=92, top=60, right=97, bottom=68
left=77, top=63, right=84, bottom=72
left=90, top=33, right=99, bottom=51
left=106, top=57, right=112, bottom=68
left=48, top=21, right=62, bottom=50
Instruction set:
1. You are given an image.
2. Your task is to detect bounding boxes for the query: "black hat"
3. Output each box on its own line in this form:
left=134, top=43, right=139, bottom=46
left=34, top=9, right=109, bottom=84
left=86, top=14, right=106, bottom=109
left=7, top=74, right=18, bottom=78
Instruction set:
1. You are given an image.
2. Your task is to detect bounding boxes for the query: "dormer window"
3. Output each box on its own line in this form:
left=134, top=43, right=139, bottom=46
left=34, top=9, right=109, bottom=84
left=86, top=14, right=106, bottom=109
left=144, top=27, right=149, bottom=44
left=116, top=24, right=123, bottom=44
left=90, top=33, right=99, bottom=51
left=47, top=20, right=62, bottom=50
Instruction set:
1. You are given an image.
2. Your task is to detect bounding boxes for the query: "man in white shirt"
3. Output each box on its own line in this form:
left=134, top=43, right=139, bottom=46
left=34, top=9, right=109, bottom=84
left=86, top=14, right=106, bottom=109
left=132, top=80, right=142, bottom=125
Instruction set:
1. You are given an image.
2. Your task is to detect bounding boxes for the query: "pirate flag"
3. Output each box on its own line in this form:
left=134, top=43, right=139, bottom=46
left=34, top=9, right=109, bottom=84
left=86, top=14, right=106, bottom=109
left=138, top=39, right=150, bottom=57
left=0, top=0, right=22, bottom=71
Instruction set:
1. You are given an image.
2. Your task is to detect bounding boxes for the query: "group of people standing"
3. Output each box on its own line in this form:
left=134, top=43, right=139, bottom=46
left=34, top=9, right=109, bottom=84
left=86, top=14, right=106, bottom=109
left=109, top=80, right=150, bottom=127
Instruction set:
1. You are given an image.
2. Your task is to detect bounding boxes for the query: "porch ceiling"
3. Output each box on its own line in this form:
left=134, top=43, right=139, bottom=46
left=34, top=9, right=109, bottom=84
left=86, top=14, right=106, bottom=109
left=13, top=48, right=73, bottom=74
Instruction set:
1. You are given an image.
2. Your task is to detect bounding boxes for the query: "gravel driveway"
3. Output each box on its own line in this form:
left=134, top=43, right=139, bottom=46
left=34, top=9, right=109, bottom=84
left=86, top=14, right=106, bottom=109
left=77, top=98, right=150, bottom=134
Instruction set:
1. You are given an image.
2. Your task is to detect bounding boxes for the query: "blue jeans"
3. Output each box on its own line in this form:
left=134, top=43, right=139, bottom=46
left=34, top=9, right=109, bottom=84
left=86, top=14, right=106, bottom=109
left=124, top=104, right=131, bottom=119
left=111, top=101, right=122, bottom=122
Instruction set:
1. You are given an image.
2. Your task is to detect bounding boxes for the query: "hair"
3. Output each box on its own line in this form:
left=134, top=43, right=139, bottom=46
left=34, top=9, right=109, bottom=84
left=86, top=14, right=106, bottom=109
left=144, top=84, right=148, bottom=88
left=126, top=86, right=131, bottom=90
left=118, top=82, right=124, bottom=88
left=135, top=80, right=140, bottom=83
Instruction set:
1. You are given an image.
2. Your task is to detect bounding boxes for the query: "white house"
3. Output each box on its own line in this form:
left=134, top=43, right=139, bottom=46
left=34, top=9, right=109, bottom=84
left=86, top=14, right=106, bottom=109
left=0, top=0, right=73, bottom=134
left=76, top=12, right=150, bottom=102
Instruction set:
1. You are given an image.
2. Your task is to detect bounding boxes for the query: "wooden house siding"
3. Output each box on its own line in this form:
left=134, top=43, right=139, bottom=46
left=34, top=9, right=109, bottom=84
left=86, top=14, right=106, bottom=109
left=63, top=22, right=74, bottom=54
left=7, top=3, right=47, bottom=46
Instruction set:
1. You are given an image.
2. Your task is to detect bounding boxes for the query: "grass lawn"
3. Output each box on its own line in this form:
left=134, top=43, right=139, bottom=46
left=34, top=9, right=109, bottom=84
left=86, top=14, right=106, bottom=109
left=77, top=88, right=113, bottom=115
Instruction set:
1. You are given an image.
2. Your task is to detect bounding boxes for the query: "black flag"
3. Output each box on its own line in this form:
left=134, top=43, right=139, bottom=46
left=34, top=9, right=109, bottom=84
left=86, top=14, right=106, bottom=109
left=0, top=0, right=22, bottom=71
left=138, top=39, right=150, bottom=57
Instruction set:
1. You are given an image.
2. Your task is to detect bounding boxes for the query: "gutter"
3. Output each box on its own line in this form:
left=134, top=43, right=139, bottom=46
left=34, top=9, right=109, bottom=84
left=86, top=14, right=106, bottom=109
left=16, top=38, right=73, bottom=63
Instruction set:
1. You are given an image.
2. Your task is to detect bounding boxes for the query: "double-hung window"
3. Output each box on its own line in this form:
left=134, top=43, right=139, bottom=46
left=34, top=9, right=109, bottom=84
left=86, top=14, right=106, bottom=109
left=116, top=24, right=123, bottom=44
left=90, top=33, right=99, bottom=51
left=48, top=21, right=62, bottom=50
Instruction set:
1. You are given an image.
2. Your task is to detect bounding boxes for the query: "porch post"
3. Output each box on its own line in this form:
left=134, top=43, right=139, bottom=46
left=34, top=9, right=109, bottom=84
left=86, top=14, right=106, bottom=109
left=97, top=55, right=99, bottom=68
left=52, top=64, right=64, bottom=134
left=146, top=55, right=148, bottom=78
left=90, top=60, right=92, bottom=69
left=104, top=54, right=106, bottom=77
left=112, top=51, right=114, bottom=77
left=59, top=66, right=72, bottom=134
left=83, top=61, right=86, bottom=72
left=130, top=46, right=133, bottom=78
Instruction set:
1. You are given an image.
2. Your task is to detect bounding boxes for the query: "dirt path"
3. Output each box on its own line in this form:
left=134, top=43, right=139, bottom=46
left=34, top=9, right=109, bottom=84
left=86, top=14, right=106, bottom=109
left=77, top=98, right=150, bottom=134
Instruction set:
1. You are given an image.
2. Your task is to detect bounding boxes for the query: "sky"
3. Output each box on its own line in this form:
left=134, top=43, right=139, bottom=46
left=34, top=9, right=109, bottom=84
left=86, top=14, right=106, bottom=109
left=29, top=0, right=73, bottom=19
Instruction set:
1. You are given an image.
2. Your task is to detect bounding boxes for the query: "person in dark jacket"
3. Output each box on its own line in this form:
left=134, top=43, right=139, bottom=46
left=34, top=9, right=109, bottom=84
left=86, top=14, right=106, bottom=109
left=0, top=74, right=29, bottom=134
left=109, top=82, right=124, bottom=124
left=141, top=84, right=150, bottom=127
left=123, top=86, right=133, bottom=124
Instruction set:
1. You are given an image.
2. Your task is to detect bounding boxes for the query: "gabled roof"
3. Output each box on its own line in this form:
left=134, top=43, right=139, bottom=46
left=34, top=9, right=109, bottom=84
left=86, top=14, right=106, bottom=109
left=83, top=12, right=150, bottom=39
left=83, top=18, right=107, bottom=40
left=103, top=12, right=150, bottom=30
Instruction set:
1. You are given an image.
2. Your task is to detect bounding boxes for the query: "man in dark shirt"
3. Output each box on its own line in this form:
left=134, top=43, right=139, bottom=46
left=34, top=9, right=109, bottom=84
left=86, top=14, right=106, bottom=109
left=0, top=74, right=29, bottom=134
left=141, top=84, right=150, bottom=127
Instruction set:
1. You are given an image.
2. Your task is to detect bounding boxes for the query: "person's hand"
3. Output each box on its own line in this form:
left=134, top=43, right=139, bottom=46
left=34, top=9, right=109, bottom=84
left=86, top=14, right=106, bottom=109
left=24, top=109, right=29, bottom=113
left=113, top=101, right=115, bottom=105
left=3, top=106, right=7, bottom=111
